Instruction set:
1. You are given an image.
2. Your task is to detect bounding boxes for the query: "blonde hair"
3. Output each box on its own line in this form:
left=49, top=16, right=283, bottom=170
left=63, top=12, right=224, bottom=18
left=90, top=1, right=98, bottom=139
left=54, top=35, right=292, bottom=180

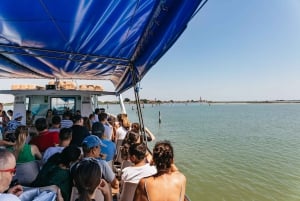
left=117, top=113, right=130, bottom=130
left=13, top=126, right=28, bottom=160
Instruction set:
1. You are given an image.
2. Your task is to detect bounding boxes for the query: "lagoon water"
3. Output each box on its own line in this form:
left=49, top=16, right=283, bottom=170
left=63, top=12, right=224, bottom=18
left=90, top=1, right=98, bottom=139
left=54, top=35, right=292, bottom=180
left=106, top=103, right=300, bottom=201
left=4, top=102, right=299, bottom=200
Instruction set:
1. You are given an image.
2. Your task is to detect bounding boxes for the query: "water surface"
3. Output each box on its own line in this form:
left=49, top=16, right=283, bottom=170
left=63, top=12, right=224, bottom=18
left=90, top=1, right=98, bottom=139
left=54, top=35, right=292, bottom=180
left=106, top=103, right=300, bottom=201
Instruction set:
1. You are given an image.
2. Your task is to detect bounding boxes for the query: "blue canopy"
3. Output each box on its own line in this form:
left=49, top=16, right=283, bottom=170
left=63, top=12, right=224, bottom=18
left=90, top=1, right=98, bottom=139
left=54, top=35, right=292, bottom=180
left=0, top=0, right=207, bottom=93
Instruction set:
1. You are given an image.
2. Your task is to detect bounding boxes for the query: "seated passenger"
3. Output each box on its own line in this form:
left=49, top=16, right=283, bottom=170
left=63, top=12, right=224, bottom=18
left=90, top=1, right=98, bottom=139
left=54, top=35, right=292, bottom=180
left=60, top=111, right=73, bottom=128
left=6, top=112, right=24, bottom=133
left=0, top=148, right=23, bottom=201
left=31, top=145, right=81, bottom=201
left=92, top=122, right=116, bottom=163
left=122, top=129, right=153, bottom=163
left=130, top=122, right=156, bottom=142
left=73, top=158, right=112, bottom=201
left=121, top=143, right=157, bottom=184
left=98, top=112, right=113, bottom=140
left=78, top=135, right=119, bottom=189
left=29, top=118, right=59, bottom=152
left=83, top=116, right=92, bottom=133
left=91, top=121, right=105, bottom=139
left=42, top=127, right=72, bottom=164
left=0, top=103, right=5, bottom=132
left=122, top=130, right=140, bottom=146
left=7, top=109, right=13, bottom=121
left=120, top=131, right=140, bottom=161
left=8, top=125, right=42, bottom=163
left=70, top=115, right=90, bottom=147
left=45, top=109, right=53, bottom=128
left=26, top=110, right=34, bottom=127
left=133, top=141, right=186, bottom=201
left=89, top=113, right=96, bottom=127
left=115, top=113, right=130, bottom=142
left=0, top=110, right=10, bottom=133
left=107, top=115, right=118, bottom=142
left=48, top=115, right=61, bottom=132
left=0, top=147, right=64, bottom=201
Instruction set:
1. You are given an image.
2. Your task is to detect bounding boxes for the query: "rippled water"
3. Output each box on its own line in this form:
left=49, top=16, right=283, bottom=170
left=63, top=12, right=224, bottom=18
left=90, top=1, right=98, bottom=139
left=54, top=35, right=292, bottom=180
left=104, top=103, right=300, bottom=201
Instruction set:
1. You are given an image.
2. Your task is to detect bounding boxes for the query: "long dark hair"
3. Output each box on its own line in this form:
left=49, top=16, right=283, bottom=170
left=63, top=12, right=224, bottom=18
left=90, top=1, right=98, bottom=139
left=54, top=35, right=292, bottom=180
left=48, top=145, right=81, bottom=168
left=73, top=158, right=101, bottom=201
left=123, top=131, right=140, bottom=145
left=121, top=131, right=140, bottom=160
left=153, top=140, right=174, bottom=172
left=129, top=142, right=146, bottom=161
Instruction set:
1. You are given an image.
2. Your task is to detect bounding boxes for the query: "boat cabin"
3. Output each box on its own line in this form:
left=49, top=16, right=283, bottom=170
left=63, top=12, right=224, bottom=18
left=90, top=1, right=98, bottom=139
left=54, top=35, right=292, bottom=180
left=0, top=81, right=116, bottom=125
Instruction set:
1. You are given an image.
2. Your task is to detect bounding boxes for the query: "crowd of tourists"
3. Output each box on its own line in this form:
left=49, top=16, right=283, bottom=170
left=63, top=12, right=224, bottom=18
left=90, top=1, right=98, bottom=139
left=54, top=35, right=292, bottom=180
left=0, top=102, right=186, bottom=201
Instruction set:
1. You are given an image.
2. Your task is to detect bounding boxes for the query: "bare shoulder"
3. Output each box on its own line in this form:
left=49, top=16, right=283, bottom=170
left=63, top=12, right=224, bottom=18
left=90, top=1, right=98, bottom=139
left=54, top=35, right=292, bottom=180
left=177, top=171, right=186, bottom=181
left=31, top=144, right=42, bottom=157
left=32, top=144, right=40, bottom=150
left=133, top=177, right=148, bottom=201
left=137, top=177, right=147, bottom=189
left=171, top=171, right=187, bottom=185
left=30, top=144, right=39, bottom=151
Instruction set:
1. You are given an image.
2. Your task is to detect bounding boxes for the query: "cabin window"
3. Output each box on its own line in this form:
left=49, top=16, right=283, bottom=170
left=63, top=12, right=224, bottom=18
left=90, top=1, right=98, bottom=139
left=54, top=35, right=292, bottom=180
left=50, top=97, right=75, bottom=115
left=31, top=103, right=48, bottom=117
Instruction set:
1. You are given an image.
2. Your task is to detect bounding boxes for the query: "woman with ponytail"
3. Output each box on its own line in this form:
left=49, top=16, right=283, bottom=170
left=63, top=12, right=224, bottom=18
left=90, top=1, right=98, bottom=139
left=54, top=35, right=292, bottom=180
left=72, top=158, right=112, bottom=201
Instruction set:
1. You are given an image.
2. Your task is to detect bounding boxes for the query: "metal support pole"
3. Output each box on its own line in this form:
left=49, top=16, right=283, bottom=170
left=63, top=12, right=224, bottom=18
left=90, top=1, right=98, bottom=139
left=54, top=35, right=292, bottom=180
left=129, top=63, right=147, bottom=144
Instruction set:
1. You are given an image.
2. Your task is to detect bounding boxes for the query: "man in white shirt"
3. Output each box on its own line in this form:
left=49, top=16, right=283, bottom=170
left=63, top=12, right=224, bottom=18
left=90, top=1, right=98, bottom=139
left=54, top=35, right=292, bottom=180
left=122, top=143, right=157, bottom=184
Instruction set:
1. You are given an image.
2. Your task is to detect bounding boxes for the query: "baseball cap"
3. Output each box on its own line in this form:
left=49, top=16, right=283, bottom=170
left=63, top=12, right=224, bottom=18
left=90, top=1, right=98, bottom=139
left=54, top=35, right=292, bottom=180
left=82, top=135, right=106, bottom=148
left=13, top=112, right=23, bottom=120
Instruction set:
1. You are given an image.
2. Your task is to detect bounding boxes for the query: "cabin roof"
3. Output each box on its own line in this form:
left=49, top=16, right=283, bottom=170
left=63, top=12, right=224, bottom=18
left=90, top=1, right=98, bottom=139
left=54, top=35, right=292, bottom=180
left=0, top=0, right=207, bottom=93
left=0, top=89, right=116, bottom=96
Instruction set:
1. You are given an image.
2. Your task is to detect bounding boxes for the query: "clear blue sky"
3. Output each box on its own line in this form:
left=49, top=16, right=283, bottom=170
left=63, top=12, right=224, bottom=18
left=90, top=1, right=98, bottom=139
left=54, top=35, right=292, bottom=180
left=1, top=0, right=300, bottom=102
left=129, top=0, right=300, bottom=100
left=134, top=0, right=300, bottom=101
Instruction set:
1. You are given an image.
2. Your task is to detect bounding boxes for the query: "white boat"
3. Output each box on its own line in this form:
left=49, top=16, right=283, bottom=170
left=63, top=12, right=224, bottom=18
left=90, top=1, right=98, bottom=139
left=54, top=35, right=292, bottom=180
left=0, top=1, right=209, bottom=200
left=0, top=0, right=208, bottom=130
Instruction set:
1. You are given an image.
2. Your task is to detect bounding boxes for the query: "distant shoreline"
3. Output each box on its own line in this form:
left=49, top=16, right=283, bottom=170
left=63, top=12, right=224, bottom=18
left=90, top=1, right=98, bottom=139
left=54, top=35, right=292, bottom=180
left=155, top=100, right=300, bottom=104
left=3, top=100, right=300, bottom=107
left=207, top=100, right=300, bottom=104
left=129, top=100, right=300, bottom=104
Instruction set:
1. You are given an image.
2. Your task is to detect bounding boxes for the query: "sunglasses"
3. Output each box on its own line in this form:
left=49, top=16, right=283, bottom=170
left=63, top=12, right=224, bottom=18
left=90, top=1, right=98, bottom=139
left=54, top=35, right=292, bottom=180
left=0, top=167, right=16, bottom=176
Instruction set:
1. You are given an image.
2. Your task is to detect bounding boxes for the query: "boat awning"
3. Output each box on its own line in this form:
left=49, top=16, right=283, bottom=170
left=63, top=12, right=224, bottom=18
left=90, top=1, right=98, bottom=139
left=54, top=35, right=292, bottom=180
left=0, top=0, right=207, bottom=93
